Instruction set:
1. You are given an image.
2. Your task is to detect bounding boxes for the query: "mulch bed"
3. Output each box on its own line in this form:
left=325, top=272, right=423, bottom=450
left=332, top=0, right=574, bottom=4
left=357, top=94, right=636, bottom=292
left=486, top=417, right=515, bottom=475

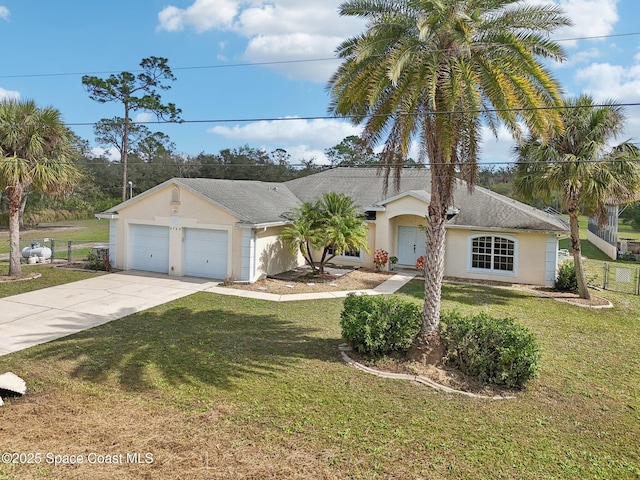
left=227, top=268, right=395, bottom=295
left=444, top=276, right=612, bottom=308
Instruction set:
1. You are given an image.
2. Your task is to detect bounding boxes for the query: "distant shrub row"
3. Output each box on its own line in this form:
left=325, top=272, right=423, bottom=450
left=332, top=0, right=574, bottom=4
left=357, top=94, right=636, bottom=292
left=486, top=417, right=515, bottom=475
left=0, top=209, right=93, bottom=227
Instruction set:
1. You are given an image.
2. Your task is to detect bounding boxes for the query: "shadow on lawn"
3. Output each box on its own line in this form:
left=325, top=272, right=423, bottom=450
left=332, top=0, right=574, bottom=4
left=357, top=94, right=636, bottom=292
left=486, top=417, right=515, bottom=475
left=399, top=279, right=532, bottom=306
left=25, top=304, right=342, bottom=392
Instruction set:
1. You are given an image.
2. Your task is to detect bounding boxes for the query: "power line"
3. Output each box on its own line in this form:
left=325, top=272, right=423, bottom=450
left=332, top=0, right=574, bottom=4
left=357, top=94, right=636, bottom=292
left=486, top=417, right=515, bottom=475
left=59, top=101, right=640, bottom=127
left=8, top=158, right=640, bottom=168
left=1, top=30, right=640, bottom=80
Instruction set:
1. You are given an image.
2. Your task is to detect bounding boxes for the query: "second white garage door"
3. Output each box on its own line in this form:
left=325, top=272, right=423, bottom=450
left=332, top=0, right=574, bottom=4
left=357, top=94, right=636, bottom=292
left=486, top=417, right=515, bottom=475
left=183, top=228, right=228, bottom=279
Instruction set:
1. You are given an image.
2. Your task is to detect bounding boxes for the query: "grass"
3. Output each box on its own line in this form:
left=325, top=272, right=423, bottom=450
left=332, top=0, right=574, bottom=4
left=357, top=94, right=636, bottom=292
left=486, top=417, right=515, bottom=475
left=0, top=264, right=101, bottom=298
left=618, top=221, right=640, bottom=241
left=0, top=281, right=638, bottom=479
left=0, top=219, right=109, bottom=255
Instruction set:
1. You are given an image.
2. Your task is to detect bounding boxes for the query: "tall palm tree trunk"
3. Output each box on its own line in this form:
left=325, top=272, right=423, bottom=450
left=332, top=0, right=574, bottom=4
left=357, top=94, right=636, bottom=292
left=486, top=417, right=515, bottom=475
left=568, top=210, right=590, bottom=299
left=7, top=183, right=23, bottom=276
left=409, top=198, right=447, bottom=365
left=422, top=203, right=447, bottom=337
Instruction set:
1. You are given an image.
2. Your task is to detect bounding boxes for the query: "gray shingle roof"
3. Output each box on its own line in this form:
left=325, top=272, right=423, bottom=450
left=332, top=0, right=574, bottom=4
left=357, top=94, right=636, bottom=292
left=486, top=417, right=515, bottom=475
left=286, top=167, right=568, bottom=233
left=175, top=178, right=301, bottom=225
left=285, top=167, right=433, bottom=207
left=104, top=167, right=568, bottom=233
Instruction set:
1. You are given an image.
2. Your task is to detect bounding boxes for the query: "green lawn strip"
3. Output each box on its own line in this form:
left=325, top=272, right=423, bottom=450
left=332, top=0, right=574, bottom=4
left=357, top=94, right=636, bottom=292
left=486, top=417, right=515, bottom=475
left=1, top=284, right=638, bottom=479
left=0, top=219, right=109, bottom=255
left=0, top=264, right=101, bottom=298
left=617, top=222, right=640, bottom=242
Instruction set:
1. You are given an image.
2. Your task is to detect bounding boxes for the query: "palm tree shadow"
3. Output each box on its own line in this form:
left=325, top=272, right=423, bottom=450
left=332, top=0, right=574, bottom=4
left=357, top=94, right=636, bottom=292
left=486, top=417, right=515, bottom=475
left=24, top=303, right=342, bottom=392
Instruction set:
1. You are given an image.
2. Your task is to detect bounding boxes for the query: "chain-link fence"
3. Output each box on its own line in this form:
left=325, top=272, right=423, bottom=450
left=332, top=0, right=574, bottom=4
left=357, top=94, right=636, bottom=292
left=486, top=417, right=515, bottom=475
left=18, top=239, right=108, bottom=264
left=584, top=259, right=640, bottom=295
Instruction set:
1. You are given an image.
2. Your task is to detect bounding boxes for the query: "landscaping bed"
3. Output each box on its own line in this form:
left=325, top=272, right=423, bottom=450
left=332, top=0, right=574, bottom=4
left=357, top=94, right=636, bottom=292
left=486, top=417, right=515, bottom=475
left=226, top=268, right=395, bottom=294
left=342, top=348, right=515, bottom=398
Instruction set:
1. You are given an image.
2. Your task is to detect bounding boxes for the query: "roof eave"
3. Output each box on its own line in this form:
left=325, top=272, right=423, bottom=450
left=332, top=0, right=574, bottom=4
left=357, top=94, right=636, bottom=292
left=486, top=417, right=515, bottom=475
left=95, top=213, right=119, bottom=220
left=235, top=220, right=291, bottom=229
left=445, top=224, right=569, bottom=235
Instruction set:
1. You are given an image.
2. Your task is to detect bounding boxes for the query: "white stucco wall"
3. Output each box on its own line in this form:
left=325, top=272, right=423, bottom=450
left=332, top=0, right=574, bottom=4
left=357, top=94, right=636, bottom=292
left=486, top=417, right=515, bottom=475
left=444, top=228, right=555, bottom=285
left=587, top=230, right=617, bottom=259
left=308, top=222, right=377, bottom=270
left=254, top=226, right=305, bottom=281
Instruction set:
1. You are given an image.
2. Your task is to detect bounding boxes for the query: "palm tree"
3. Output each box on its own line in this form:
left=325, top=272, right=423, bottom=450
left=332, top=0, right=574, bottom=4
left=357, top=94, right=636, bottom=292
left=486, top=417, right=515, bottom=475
left=0, top=99, right=81, bottom=276
left=328, top=0, right=570, bottom=350
left=515, top=95, right=640, bottom=299
left=281, top=192, right=369, bottom=274
left=315, top=192, right=370, bottom=273
left=281, top=202, right=321, bottom=271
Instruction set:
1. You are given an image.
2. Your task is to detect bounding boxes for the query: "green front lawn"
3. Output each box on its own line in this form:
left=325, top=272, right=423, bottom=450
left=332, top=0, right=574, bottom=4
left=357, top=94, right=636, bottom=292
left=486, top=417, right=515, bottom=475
left=0, top=282, right=638, bottom=479
left=0, top=264, right=102, bottom=298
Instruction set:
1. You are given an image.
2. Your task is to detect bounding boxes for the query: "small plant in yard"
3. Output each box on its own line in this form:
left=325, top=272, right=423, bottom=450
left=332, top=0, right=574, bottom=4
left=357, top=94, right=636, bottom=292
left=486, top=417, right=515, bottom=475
left=440, top=310, right=541, bottom=388
left=373, top=249, right=389, bottom=271
left=86, top=250, right=111, bottom=271
left=415, top=255, right=426, bottom=271
left=555, top=261, right=578, bottom=292
left=340, top=293, right=421, bottom=357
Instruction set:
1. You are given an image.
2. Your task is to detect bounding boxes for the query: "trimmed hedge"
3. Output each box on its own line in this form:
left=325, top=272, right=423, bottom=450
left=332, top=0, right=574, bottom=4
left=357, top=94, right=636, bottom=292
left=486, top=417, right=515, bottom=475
left=340, top=294, right=421, bottom=357
left=440, top=311, right=541, bottom=388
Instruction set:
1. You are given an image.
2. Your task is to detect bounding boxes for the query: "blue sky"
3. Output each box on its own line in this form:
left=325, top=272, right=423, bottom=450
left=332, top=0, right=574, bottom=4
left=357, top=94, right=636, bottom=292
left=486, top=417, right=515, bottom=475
left=1, top=0, right=640, bottom=166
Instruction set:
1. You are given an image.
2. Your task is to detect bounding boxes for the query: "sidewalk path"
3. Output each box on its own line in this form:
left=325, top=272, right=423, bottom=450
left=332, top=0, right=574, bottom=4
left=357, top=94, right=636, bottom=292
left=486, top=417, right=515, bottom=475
left=0, top=271, right=415, bottom=357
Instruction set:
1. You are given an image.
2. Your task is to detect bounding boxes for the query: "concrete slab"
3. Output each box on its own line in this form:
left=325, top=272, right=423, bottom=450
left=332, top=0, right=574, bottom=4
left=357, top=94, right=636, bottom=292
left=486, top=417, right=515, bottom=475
left=0, top=300, right=49, bottom=325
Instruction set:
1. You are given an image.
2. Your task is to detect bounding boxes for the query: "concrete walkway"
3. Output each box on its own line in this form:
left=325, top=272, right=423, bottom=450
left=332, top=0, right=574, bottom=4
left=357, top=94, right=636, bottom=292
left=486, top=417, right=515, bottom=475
left=0, top=271, right=415, bottom=357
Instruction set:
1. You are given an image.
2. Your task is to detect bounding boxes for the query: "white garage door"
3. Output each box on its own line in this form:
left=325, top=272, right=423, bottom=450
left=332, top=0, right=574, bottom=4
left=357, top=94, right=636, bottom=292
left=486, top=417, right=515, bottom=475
left=183, top=228, right=228, bottom=279
left=129, top=224, right=170, bottom=274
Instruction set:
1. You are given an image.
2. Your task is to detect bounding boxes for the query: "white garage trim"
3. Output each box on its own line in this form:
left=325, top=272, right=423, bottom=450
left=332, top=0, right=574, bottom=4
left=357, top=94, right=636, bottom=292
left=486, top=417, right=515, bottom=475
left=241, top=228, right=257, bottom=283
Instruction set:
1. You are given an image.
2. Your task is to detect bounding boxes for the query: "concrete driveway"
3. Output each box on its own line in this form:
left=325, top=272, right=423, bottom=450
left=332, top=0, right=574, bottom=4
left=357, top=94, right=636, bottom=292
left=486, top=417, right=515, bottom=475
left=0, top=271, right=219, bottom=357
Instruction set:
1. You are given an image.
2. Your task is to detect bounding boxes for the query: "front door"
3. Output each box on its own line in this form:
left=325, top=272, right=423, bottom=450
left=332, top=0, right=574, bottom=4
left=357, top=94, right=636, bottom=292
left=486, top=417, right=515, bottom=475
left=397, top=226, right=427, bottom=266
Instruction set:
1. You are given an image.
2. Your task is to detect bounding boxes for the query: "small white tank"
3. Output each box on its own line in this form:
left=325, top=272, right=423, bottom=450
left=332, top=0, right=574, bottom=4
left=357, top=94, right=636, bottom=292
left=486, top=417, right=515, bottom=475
left=21, top=242, right=52, bottom=260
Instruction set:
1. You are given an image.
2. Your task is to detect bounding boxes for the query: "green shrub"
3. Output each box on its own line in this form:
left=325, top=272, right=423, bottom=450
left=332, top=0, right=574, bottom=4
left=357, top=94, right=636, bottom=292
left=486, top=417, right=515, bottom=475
left=340, top=294, right=421, bottom=357
left=440, top=310, right=541, bottom=388
left=555, top=262, right=578, bottom=292
left=86, top=249, right=111, bottom=271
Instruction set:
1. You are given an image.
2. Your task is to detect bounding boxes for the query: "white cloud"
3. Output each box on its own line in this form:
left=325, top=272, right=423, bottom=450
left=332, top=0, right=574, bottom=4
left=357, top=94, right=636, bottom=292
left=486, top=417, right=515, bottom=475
left=134, top=112, right=153, bottom=123
left=209, top=117, right=362, bottom=162
left=526, top=0, right=619, bottom=47
left=281, top=144, right=332, bottom=165
left=157, top=0, right=238, bottom=33
left=158, top=1, right=365, bottom=82
left=479, top=125, right=519, bottom=165
left=575, top=62, right=640, bottom=102
left=0, top=87, right=19, bottom=100
left=0, top=6, right=9, bottom=21
left=243, top=34, right=344, bottom=81
left=91, top=146, right=120, bottom=161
